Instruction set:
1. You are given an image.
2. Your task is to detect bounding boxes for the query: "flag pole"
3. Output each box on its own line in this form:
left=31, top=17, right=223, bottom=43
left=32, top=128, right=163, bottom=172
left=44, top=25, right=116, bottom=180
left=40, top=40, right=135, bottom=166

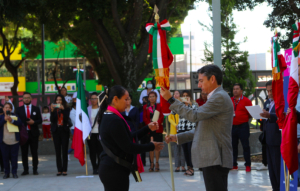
left=84, top=141, right=88, bottom=176
left=164, top=114, right=175, bottom=191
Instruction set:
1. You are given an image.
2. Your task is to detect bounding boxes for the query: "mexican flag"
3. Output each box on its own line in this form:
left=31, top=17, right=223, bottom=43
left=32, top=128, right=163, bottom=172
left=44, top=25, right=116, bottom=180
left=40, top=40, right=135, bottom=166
left=146, top=19, right=173, bottom=114
left=71, top=71, right=91, bottom=166
left=271, top=34, right=287, bottom=130
left=281, top=22, right=300, bottom=174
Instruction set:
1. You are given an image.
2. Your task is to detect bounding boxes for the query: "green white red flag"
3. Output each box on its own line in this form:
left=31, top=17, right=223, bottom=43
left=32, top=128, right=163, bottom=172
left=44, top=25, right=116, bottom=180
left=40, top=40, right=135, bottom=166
left=146, top=19, right=173, bottom=114
left=281, top=22, right=299, bottom=174
left=271, top=34, right=287, bottom=130
left=71, top=71, right=91, bottom=166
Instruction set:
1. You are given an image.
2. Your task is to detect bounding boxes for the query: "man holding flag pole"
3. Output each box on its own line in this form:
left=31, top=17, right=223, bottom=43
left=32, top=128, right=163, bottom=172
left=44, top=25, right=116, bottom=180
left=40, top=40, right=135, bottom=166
left=71, top=67, right=92, bottom=176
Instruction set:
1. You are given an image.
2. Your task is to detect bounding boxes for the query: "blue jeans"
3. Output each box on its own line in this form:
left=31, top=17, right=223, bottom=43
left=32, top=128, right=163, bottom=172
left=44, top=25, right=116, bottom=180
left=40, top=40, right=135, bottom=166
left=68, top=129, right=74, bottom=154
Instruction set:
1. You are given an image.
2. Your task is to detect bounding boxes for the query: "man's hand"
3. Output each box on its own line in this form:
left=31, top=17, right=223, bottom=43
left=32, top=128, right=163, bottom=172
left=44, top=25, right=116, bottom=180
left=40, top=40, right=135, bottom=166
left=298, top=143, right=300, bottom=154
left=160, top=87, right=172, bottom=101
left=148, top=122, right=159, bottom=131
left=150, top=137, right=164, bottom=151
left=260, top=109, right=270, bottom=119
left=27, top=118, right=34, bottom=125
left=4, top=115, right=12, bottom=122
left=165, top=135, right=177, bottom=144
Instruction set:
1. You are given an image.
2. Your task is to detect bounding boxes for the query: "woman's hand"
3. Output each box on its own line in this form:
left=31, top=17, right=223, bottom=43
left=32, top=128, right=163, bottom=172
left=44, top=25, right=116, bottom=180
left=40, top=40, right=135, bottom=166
left=151, top=137, right=164, bottom=151
left=60, top=104, right=64, bottom=110
left=50, top=104, right=54, bottom=112
left=148, top=122, right=159, bottom=131
left=4, top=115, right=12, bottom=122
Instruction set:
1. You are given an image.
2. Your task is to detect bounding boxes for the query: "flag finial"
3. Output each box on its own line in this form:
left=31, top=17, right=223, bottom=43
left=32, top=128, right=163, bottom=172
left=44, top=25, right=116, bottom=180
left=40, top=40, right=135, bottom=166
left=154, top=5, right=159, bottom=23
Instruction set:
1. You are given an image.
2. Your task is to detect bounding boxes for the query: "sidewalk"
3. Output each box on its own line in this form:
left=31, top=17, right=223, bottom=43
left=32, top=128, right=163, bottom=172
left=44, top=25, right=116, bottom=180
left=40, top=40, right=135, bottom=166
left=0, top=155, right=281, bottom=191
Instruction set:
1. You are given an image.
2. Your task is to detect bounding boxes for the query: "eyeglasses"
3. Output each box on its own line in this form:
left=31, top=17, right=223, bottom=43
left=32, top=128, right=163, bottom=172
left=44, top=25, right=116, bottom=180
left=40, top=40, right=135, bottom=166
left=23, top=98, right=31, bottom=100
left=90, top=98, right=98, bottom=100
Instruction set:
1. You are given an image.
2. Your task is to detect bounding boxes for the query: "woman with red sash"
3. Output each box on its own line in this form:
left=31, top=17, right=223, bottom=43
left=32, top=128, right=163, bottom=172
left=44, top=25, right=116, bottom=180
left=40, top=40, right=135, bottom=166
left=97, top=86, right=164, bottom=191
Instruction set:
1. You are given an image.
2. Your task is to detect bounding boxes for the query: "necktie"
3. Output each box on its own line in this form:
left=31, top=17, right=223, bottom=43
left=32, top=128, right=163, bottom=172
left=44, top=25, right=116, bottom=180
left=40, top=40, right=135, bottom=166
left=27, top=105, right=31, bottom=130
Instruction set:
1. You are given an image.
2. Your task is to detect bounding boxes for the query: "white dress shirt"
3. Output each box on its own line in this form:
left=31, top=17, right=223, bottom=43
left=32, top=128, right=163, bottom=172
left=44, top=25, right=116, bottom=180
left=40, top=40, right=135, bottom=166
left=207, top=87, right=219, bottom=100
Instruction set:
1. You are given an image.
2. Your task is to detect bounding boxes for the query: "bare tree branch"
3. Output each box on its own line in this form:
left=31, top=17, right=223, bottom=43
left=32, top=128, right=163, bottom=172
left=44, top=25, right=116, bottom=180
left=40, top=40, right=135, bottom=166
left=9, top=22, right=20, bottom=54
left=16, top=57, right=26, bottom=69
left=111, top=0, right=127, bottom=42
left=288, top=0, right=300, bottom=16
left=52, top=61, right=60, bottom=94
left=91, top=18, right=122, bottom=85
left=128, top=0, right=144, bottom=41
left=0, top=26, right=7, bottom=55
left=90, top=18, right=121, bottom=65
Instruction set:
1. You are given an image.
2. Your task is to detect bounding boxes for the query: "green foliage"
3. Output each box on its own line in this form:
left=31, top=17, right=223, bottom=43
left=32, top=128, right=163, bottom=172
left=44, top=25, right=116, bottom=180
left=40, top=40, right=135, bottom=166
left=27, top=0, right=197, bottom=90
left=263, top=0, right=298, bottom=49
left=200, top=0, right=256, bottom=97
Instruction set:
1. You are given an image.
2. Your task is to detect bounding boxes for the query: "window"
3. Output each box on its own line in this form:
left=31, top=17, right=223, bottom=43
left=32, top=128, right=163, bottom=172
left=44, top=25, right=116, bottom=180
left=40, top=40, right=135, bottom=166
left=184, top=44, right=189, bottom=48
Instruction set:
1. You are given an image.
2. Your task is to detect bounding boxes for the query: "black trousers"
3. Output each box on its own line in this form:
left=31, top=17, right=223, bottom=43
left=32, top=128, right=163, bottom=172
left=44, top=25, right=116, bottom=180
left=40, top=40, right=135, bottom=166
left=266, top=145, right=281, bottom=191
left=0, top=146, right=4, bottom=171
left=182, top=141, right=193, bottom=167
left=232, top=122, right=251, bottom=166
left=87, top=133, right=103, bottom=170
left=0, top=142, right=19, bottom=174
left=99, top=162, right=130, bottom=191
left=202, top=165, right=230, bottom=191
left=53, top=128, right=70, bottom=172
left=21, top=131, right=39, bottom=172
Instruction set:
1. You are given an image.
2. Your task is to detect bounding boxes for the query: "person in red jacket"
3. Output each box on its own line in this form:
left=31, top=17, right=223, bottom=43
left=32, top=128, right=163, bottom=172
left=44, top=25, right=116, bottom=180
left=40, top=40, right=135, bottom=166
left=143, top=91, right=164, bottom=172
left=231, top=83, right=253, bottom=172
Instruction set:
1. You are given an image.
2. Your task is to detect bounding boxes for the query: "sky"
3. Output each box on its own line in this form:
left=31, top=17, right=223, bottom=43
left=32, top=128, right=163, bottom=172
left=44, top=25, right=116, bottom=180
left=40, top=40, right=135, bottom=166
left=181, top=2, right=276, bottom=55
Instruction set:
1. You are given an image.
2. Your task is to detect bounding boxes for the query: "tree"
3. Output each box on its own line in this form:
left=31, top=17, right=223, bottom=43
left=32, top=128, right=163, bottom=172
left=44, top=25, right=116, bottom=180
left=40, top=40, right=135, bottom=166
left=30, top=0, right=196, bottom=91
left=200, top=0, right=256, bottom=96
left=263, top=0, right=299, bottom=49
left=0, top=0, right=41, bottom=97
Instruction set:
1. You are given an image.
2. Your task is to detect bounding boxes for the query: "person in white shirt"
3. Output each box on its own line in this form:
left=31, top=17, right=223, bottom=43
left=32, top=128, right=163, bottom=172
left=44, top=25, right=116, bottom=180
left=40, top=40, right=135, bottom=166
left=42, top=106, right=51, bottom=141
left=87, top=92, right=103, bottom=175
left=139, top=80, right=160, bottom=104
left=68, top=102, right=76, bottom=160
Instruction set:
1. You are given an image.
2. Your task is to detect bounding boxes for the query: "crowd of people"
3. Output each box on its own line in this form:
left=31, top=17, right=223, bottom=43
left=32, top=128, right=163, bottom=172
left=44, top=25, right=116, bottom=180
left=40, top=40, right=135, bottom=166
left=1, top=64, right=300, bottom=191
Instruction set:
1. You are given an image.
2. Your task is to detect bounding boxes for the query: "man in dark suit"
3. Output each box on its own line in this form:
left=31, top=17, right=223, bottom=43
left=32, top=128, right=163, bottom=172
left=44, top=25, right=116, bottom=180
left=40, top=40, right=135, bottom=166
left=260, top=80, right=281, bottom=191
left=16, top=92, right=42, bottom=175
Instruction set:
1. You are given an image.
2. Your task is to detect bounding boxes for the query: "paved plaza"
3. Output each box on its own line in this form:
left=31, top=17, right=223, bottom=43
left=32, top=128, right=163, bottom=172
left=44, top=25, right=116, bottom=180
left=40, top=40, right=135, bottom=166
left=0, top=155, right=294, bottom=191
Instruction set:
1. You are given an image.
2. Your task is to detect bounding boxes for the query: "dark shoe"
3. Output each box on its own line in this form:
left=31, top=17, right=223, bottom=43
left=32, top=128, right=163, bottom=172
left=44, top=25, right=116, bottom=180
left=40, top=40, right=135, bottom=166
left=13, top=174, right=18, bottom=179
left=184, top=169, right=194, bottom=176
left=0, top=169, right=4, bottom=174
left=155, top=162, right=160, bottom=172
left=21, top=171, right=29, bottom=176
left=175, top=167, right=180, bottom=172
left=3, top=174, right=9, bottom=179
left=33, top=171, right=39, bottom=175
left=149, top=162, right=154, bottom=172
left=57, top=172, right=62, bottom=176
left=62, top=172, right=67, bottom=176
left=93, top=169, right=98, bottom=175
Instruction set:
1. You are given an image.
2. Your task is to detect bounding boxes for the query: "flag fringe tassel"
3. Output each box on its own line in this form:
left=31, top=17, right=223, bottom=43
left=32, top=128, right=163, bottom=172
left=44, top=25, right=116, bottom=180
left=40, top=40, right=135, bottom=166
left=155, top=68, right=170, bottom=87
left=272, top=67, right=281, bottom=81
